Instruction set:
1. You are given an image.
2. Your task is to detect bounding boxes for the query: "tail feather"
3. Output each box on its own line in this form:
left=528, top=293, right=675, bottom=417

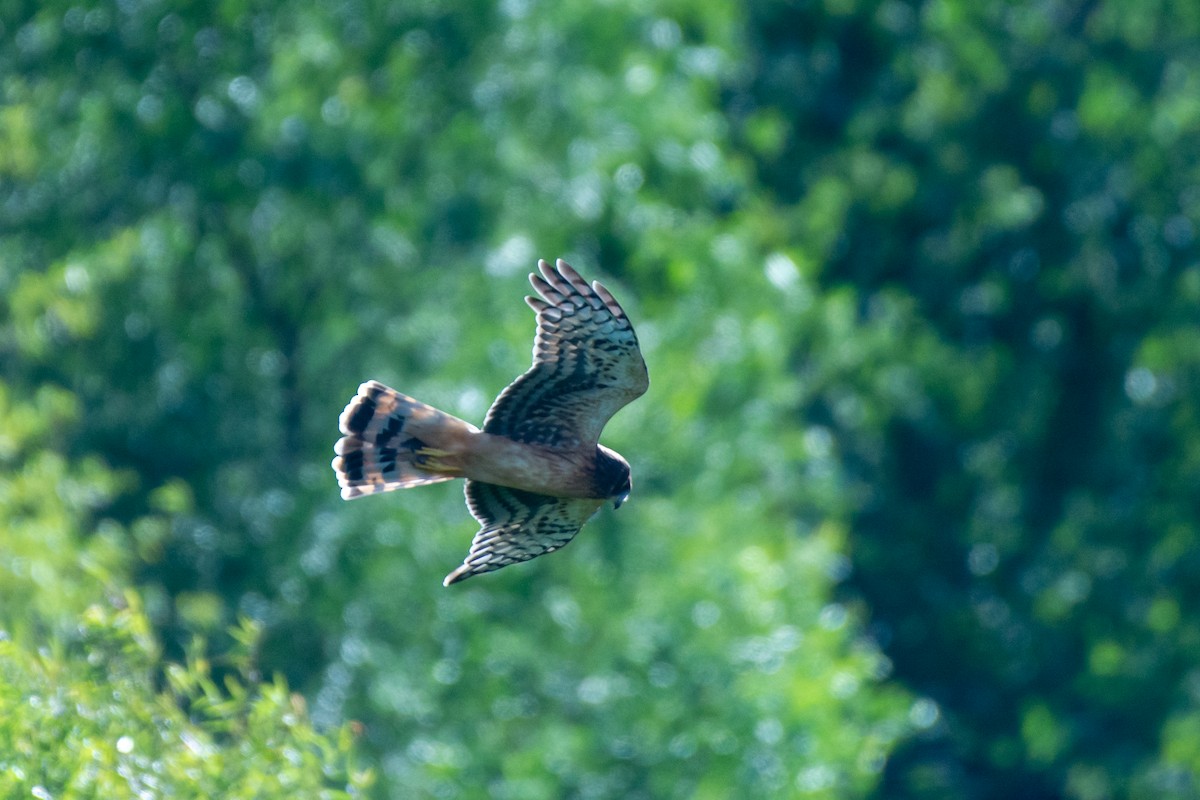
left=332, top=380, right=478, bottom=500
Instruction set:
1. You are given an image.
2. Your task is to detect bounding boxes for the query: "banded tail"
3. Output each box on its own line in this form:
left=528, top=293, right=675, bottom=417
left=332, top=380, right=478, bottom=499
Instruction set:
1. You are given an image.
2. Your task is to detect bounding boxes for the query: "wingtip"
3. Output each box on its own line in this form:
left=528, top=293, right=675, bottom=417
left=442, top=566, right=472, bottom=587
left=554, top=259, right=578, bottom=280
left=530, top=259, right=554, bottom=291
left=590, top=279, right=622, bottom=315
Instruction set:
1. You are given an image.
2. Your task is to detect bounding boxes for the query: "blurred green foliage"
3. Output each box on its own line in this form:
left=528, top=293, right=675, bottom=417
left=0, top=378, right=367, bottom=795
left=0, top=599, right=369, bottom=797
left=2, top=0, right=1200, bottom=798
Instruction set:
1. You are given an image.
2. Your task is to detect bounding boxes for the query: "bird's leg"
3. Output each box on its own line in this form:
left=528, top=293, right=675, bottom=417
left=413, top=447, right=457, bottom=472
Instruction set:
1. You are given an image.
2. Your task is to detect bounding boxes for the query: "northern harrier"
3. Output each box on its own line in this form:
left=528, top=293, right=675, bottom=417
left=332, top=259, right=649, bottom=585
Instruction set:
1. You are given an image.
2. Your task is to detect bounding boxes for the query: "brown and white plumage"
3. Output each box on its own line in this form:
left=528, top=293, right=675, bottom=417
left=445, top=483, right=605, bottom=585
left=484, top=260, right=649, bottom=447
left=332, top=259, right=648, bottom=586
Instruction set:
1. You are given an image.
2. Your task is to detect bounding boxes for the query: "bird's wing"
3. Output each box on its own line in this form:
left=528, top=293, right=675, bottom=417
left=443, top=479, right=603, bottom=585
left=481, top=259, right=649, bottom=448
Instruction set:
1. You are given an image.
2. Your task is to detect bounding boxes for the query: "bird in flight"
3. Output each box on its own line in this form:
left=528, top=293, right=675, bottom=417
left=332, top=259, right=649, bottom=586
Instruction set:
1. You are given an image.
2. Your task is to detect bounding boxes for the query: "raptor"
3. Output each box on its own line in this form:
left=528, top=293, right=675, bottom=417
left=332, top=259, right=649, bottom=585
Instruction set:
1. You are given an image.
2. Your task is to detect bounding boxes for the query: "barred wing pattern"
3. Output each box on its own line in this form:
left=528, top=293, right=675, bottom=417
left=443, top=480, right=602, bottom=586
left=482, top=260, right=649, bottom=448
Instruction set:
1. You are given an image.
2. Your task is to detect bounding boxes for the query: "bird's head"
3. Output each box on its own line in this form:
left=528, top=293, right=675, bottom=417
left=595, top=444, right=633, bottom=509
left=613, top=473, right=632, bottom=509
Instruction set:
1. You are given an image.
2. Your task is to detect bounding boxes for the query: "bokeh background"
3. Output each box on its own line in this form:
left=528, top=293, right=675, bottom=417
left=4, top=0, right=1200, bottom=797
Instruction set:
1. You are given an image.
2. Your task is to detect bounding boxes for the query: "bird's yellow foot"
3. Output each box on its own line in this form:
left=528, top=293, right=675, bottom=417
left=414, top=447, right=455, bottom=472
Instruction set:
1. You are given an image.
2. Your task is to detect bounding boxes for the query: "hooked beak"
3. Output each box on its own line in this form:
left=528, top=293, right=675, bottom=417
left=613, top=490, right=630, bottom=510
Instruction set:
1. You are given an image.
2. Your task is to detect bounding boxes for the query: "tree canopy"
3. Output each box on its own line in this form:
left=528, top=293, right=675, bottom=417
left=3, top=0, right=1199, bottom=797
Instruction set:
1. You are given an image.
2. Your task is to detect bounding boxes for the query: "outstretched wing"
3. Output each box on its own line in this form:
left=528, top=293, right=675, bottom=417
left=443, top=480, right=604, bottom=585
left=482, top=259, right=649, bottom=448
